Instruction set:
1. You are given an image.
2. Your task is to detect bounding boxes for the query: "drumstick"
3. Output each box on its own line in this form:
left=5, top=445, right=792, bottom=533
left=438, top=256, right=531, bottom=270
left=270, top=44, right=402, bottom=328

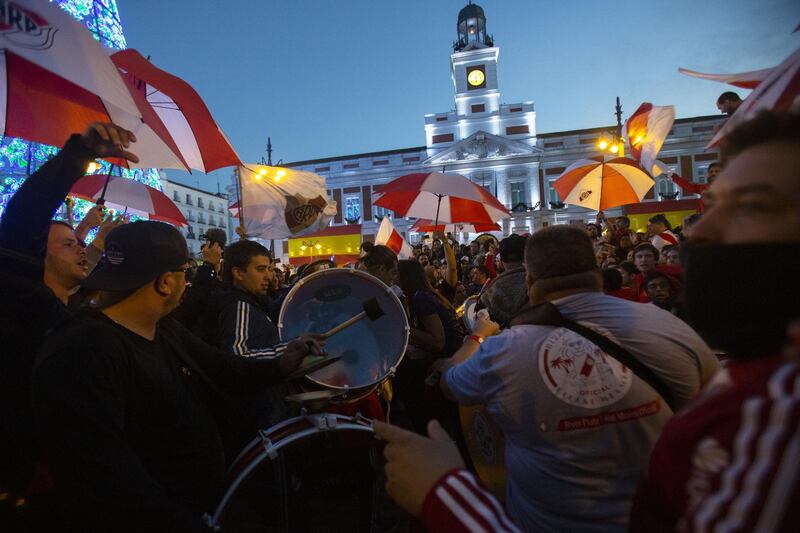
left=319, top=297, right=384, bottom=339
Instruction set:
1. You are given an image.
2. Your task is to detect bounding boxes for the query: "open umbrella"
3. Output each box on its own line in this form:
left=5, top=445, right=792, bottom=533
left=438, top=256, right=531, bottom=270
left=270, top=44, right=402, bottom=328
left=236, top=164, right=336, bottom=239
left=678, top=66, right=773, bottom=89
left=708, top=47, right=800, bottom=146
left=411, top=219, right=501, bottom=234
left=0, top=0, right=188, bottom=170
left=69, top=174, right=187, bottom=227
left=373, top=172, right=509, bottom=226
left=111, top=49, right=242, bottom=173
left=553, top=156, right=654, bottom=211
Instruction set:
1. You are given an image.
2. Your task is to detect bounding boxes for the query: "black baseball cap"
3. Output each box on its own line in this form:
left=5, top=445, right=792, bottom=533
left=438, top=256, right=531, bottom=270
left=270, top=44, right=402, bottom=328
left=499, top=234, right=527, bottom=263
left=82, top=221, right=190, bottom=292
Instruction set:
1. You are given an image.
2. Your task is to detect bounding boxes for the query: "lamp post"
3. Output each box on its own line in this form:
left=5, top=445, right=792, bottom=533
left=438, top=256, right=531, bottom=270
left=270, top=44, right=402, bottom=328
left=596, top=96, right=625, bottom=156
left=300, top=239, right=321, bottom=263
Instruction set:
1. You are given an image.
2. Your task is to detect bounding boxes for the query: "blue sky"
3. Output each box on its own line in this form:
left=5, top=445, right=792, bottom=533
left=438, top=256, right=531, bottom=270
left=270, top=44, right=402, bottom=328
left=117, top=0, right=800, bottom=190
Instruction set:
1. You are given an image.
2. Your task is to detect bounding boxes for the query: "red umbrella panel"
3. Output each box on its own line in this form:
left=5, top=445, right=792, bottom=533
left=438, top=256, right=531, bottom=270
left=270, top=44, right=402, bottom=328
left=69, top=175, right=187, bottom=227
left=411, top=219, right=501, bottom=234
left=111, top=49, right=242, bottom=173
left=373, top=172, right=510, bottom=224
left=0, top=0, right=188, bottom=170
left=553, top=156, right=654, bottom=212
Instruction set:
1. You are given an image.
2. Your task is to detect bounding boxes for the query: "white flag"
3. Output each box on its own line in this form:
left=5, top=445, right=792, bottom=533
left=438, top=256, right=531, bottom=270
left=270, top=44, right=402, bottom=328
left=375, top=217, right=413, bottom=259
left=237, top=164, right=337, bottom=239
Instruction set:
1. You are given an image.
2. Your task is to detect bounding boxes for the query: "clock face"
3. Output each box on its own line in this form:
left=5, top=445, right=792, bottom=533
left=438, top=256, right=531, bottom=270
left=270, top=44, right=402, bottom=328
left=467, top=68, right=485, bottom=87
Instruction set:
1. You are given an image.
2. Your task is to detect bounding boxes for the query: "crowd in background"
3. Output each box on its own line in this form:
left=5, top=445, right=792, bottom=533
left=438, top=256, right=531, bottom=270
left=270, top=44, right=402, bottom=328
left=0, top=106, right=798, bottom=533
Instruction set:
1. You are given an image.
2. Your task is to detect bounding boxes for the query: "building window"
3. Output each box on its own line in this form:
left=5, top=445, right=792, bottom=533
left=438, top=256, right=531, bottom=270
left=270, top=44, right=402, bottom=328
left=403, top=156, right=420, bottom=163
left=657, top=177, right=678, bottom=198
left=547, top=184, right=561, bottom=204
left=315, top=166, right=330, bottom=173
left=472, top=171, right=494, bottom=194
left=510, top=107, right=523, bottom=112
left=187, top=209, right=194, bottom=222
left=343, top=163, right=359, bottom=169
left=432, top=133, right=454, bottom=144
left=208, top=215, right=215, bottom=227
left=197, top=198, right=204, bottom=209
left=436, top=116, right=448, bottom=122
left=471, top=103, right=485, bottom=113
left=544, top=141, right=564, bottom=149
left=198, top=213, right=206, bottom=224
left=506, top=125, right=530, bottom=135
left=344, top=195, right=361, bottom=222
left=509, top=181, right=529, bottom=207
left=374, top=205, right=393, bottom=220
left=185, top=194, right=193, bottom=205
left=187, top=225, right=195, bottom=239
left=172, top=190, right=179, bottom=202
left=373, top=160, right=388, bottom=166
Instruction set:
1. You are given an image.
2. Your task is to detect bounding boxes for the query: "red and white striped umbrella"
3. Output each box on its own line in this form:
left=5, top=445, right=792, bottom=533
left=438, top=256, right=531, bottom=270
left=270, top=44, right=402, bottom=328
left=411, top=219, right=501, bottom=234
left=373, top=172, right=509, bottom=225
left=708, top=47, right=800, bottom=147
left=0, top=0, right=188, bottom=170
left=111, top=49, right=242, bottom=173
left=553, top=156, right=654, bottom=211
left=69, top=175, right=187, bottom=227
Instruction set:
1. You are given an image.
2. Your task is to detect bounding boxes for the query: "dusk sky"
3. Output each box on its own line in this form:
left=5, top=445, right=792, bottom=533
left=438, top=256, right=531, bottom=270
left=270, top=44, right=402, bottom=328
left=117, top=0, right=800, bottom=191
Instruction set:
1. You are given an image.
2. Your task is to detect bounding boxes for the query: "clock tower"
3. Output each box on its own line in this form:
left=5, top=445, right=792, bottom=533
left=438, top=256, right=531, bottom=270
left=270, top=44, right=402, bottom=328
left=451, top=2, right=499, bottom=113
left=425, top=2, right=536, bottom=155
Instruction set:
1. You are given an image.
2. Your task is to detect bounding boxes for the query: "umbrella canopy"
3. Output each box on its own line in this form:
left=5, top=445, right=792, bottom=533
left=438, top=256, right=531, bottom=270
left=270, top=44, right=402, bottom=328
left=0, top=0, right=188, bottom=170
left=373, top=172, right=510, bottom=224
left=553, top=156, right=654, bottom=211
left=111, top=49, right=242, bottom=173
left=678, top=66, right=773, bottom=89
left=69, top=175, right=187, bottom=226
left=411, top=219, right=501, bottom=234
left=236, top=164, right=337, bottom=239
left=708, top=47, right=800, bottom=147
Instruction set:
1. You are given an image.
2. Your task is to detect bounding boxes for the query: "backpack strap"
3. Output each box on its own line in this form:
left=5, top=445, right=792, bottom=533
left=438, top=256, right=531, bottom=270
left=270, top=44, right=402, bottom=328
left=510, top=302, right=677, bottom=412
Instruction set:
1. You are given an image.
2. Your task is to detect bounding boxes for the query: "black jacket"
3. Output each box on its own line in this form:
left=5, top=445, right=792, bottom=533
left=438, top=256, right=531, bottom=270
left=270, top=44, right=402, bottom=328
left=0, top=135, right=94, bottom=491
left=217, top=288, right=280, bottom=355
left=32, top=310, right=288, bottom=532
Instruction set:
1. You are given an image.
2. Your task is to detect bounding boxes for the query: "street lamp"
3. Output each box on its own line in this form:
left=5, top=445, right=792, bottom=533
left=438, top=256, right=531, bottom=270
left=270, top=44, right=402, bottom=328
left=596, top=96, right=625, bottom=156
left=301, top=239, right=321, bottom=262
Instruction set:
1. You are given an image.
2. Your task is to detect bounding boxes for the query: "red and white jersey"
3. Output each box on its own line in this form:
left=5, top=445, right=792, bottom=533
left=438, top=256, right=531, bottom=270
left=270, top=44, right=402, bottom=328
left=422, top=469, right=520, bottom=533
left=630, top=356, right=800, bottom=532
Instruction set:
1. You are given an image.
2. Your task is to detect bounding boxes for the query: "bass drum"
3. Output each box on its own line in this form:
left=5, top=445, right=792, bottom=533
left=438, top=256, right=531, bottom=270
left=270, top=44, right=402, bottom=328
left=278, top=268, right=409, bottom=403
left=206, top=413, right=382, bottom=532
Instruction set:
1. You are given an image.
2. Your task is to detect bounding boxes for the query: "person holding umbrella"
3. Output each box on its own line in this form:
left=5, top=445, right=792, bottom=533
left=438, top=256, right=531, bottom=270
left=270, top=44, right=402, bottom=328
left=0, top=122, right=139, bottom=529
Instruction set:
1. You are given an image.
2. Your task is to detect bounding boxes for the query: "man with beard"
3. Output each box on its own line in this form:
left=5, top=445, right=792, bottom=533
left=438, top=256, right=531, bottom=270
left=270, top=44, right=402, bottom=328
left=32, top=221, right=320, bottom=532
left=629, top=111, right=800, bottom=531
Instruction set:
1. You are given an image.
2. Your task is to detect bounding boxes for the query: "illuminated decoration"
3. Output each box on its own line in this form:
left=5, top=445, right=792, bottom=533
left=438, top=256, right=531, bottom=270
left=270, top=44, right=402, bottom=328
left=0, top=1, right=162, bottom=225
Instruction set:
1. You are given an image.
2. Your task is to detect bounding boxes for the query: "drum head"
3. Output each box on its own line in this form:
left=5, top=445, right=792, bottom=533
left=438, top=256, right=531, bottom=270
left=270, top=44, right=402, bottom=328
left=279, top=269, right=409, bottom=391
left=462, top=295, right=479, bottom=331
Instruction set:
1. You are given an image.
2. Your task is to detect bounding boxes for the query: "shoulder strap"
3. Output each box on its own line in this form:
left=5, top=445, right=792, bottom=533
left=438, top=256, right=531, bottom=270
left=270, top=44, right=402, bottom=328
left=510, top=302, right=677, bottom=412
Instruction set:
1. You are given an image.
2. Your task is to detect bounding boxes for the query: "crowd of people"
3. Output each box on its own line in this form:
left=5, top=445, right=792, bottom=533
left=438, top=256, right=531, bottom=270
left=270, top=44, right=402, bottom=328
left=0, top=107, right=798, bottom=533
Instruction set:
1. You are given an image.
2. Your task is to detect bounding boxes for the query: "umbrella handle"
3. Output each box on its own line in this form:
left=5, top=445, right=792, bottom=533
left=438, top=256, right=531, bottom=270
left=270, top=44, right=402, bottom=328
left=97, top=164, right=116, bottom=205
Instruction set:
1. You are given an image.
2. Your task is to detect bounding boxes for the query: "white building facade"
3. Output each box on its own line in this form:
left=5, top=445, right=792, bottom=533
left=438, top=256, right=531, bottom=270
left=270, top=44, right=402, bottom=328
left=277, top=3, right=724, bottom=257
left=160, top=176, right=237, bottom=255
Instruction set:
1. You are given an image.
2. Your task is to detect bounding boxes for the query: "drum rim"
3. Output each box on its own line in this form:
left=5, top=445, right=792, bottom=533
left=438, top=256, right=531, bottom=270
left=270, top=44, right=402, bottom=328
left=207, top=413, right=375, bottom=528
left=277, top=268, right=409, bottom=391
